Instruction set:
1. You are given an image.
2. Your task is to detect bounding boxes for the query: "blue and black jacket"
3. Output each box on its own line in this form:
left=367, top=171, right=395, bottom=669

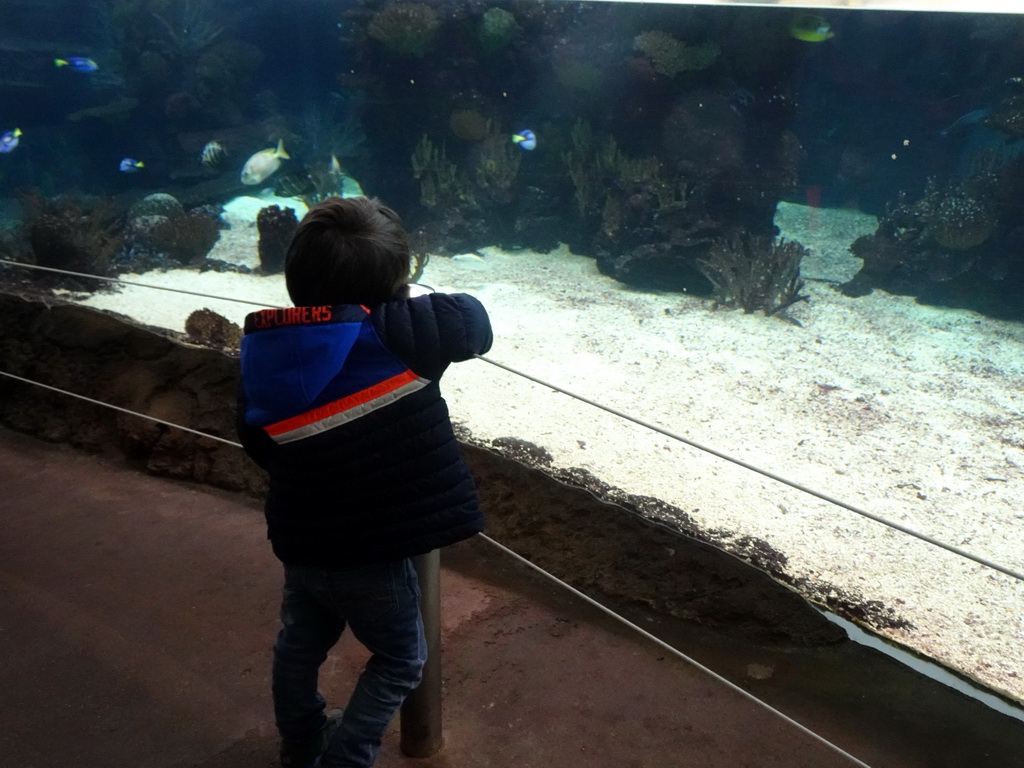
left=237, top=292, right=493, bottom=569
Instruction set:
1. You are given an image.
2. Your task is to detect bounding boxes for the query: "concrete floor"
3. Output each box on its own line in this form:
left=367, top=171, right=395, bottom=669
left=0, top=428, right=873, bottom=768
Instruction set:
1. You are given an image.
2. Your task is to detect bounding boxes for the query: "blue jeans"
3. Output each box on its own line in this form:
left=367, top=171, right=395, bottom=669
left=272, top=559, right=427, bottom=768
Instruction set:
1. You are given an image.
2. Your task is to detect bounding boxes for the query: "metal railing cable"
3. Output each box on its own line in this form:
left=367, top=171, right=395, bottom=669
left=1, top=256, right=1022, bottom=583
left=480, top=534, right=873, bottom=768
left=0, top=259, right=274, bottom=308
left=473, top=355, right=1024, bottom=583
left=0, top=370, right=872, bottom=768
left=0, top=370, right=242, bottom=447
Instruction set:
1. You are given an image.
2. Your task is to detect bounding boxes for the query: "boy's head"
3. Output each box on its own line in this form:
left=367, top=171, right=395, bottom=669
left=285, top=196, right=411, bottom=307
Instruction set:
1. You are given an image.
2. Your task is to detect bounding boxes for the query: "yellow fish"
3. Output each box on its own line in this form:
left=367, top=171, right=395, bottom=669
left=789, top=13, right=834, bottom=43
left=240, top=139, right=290, bottom=185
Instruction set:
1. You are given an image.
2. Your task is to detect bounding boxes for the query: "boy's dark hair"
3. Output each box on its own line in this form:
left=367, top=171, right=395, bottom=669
left=285, top=196, right=411, bottom=307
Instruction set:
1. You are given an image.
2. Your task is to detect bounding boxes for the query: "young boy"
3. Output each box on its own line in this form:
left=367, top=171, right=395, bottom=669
left=236, top=196, right=492, bottom=768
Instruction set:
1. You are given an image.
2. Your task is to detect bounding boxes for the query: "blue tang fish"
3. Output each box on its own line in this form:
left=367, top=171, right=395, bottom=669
left=55, top=57, right=99, bottom=73
left=119, top=157, right=144, bottom=173
left=0, top=128, right=22, bottom=153
left=939, top=108, right=991, bottom=137
left=511, top=129, right=536, bottom=151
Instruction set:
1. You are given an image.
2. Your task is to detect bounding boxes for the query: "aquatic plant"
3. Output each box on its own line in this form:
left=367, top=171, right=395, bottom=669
left=477, top=7, right=518, bottom=55
left=256, top=205, right=299, bottom=275
left=368, top=3, right=440, bottom=58
left=632, top=31, right=720, bottom=78
left=697, top=234, right=808, bottom=317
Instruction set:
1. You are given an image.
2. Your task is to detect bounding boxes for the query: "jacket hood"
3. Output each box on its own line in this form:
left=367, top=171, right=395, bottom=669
left=241, top=322, right=361, bottom=427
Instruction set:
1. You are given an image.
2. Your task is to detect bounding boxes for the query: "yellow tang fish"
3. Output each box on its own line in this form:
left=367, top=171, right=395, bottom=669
left=789, top=13, right=834, bottom=43
left=241, top=139, right=290, bottom=185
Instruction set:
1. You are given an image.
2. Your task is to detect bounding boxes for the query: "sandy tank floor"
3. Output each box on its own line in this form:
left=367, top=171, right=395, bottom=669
left=66, top=198, right=1024, bottom=705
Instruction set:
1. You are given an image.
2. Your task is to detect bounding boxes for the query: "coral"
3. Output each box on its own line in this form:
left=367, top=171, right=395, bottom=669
left=984, top=95, right=1024, bottom=140
left=185, top=308, right=242, bottom=350
left=20, top=191, right=123, bottom=275
left=932, top=192, right=995, bottom=250
left=562, top=119, right=599, bottom=216
left=303, top=92, right=366, bottom=159
left=195, top=40, right=264, bottom=99
left=474, top=135, right=521, bottom=193
left=477, top=7, right=518, bottom=55
left=844, top=176, right=998, bottom=297
left=368, top=3, right=440, bottom=58
left=129, top=193, right=184, bottom=220
left=632, top=31, right=720, bottom=78
left=411, top=135, right=466, bottom=209
left=598, top=137, right=658, bottom=185
left=151, top=0, right=223, bottom=61
left=697, top=234, right=808, bottom=317
left=449, top=109, right=491, bottom=142
left=256, top=205, right=299, bottom=274
left=136, top=210, right=220, bottom=266
left=660, top=92, right=744, bottom=173
left=601, top=196, right=621, bottom=239
left=562, top=119, right=684, bottom=218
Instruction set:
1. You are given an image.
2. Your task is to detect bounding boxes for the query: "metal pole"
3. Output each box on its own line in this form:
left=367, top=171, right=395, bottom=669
left=400, top=549, right=443, bottom=757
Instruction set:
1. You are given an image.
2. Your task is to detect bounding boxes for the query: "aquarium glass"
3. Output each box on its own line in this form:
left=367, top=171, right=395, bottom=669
left=1, top=0, right=1022, bottom=723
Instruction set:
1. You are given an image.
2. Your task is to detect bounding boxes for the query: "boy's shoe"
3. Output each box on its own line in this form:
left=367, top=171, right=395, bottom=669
left=280, top=708, right=344, bottom=768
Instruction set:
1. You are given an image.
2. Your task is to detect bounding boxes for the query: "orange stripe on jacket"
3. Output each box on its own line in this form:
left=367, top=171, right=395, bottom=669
left=264, top=369, right=422, bottom=437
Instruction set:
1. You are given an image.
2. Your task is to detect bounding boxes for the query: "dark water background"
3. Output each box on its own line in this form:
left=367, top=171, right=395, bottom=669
left=1, top=1, right=1022, bottom=315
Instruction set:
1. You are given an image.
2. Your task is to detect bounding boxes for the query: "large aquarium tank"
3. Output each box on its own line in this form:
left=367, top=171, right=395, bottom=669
left=1, top=0, right=1022, bottom=744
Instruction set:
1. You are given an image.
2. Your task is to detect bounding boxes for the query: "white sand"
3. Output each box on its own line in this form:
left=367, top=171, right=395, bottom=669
left=69, top=201, right=1024, bottom=704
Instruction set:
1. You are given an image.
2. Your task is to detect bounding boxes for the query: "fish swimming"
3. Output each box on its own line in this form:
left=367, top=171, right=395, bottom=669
left=200, top=140, right=226, bottom=169
left=788, top=13, right=834, bottom=42
left=55, top=57, right=99, bottom=72
left=328, top=154, right=344, bottom=186
left=511, top=129, right=536, bottom=151
left=0, top=128, right=22, bottom=153
left=241, top=139, right=289, bottom=185
left=341, top=175, right=364, bottom=198
left=119, top=157, right=144, bottom=173
left=940, top=108, right=992, bottom=136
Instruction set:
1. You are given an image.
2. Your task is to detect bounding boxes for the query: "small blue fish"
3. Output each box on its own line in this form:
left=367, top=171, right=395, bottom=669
left=511, top=129, right=536, bottom=151
left=55, top=57, right=99, bottom=73
left=119, top=157, right=144, bottom=173
left=0, top=128, right=22, bottom=153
